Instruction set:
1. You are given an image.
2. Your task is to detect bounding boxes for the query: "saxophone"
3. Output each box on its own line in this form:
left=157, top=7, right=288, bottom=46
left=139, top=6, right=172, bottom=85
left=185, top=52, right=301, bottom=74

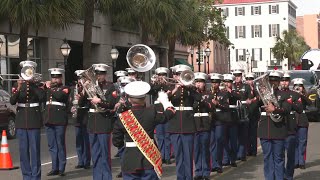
left=71, top=83, right=79, bottom=118
left=254, top=73, right=283, bottom=122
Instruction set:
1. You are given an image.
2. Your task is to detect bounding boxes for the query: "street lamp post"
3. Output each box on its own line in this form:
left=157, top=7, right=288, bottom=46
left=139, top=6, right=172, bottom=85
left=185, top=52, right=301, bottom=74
left=110, top=47, right=119, bottom=81
left=205, top=43, right=211, bottom=74
left=189, top=47, right=194, bottom=67
left=60, top=38, right=71, bottom=66
left=27, top=43, right=33, bottom=58
left=246, top=49, right=251, bottom=73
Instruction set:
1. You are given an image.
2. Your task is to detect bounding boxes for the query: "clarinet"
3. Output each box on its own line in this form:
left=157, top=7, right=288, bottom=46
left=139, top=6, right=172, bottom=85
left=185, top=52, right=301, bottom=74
left=71, top=83, right=79, bottom=118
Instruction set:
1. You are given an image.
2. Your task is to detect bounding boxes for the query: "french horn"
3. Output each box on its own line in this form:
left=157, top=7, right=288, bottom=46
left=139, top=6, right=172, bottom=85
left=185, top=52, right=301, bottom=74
left=126, top=44, right=156, bottom=72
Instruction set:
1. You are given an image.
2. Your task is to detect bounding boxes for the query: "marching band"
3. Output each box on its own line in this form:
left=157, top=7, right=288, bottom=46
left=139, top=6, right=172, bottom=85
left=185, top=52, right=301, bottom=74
left=10, top=45, right=312, bottom=180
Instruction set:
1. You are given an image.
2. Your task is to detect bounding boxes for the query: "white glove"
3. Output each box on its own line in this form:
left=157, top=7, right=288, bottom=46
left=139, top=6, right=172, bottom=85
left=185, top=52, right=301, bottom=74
left=161, top=101, right=174, bottom=110
left=157, top=91, right=169, bottom=104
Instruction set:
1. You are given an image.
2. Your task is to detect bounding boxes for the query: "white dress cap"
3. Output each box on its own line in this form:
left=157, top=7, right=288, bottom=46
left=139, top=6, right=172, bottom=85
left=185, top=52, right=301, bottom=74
left=19, top=60, right=37, bottom=68
left=232, top=68, right=244, bottom=74
left=155, top=67, right=169, bottom=75
left=92, top=64, right=109, bottom=72
left=124, top=81, right=151, bottom=98
left=209, top=73, right=222, bottom=80
left=48, top=68, right=65, bottom=75
left=120, top=76, right=134, bottom=84
left=282, top=71, right=291, bottom=78
left=175, top=65, right=192, bottom=73
left=292, top=78, right=305, bottom=85
left=223, top=74, right=235, bottom=81
left=114, top=70, right=127, bottom=77
left=126, top=68, right=136, bottom=73
left=74, top=70, right=85, bottom=77
left=170, top=65, right=178, bottom=73
left=194, top=72, right=207, bottom=80
left=269, top=70, right=283, bottom=78
left=245, top=73, right=256, bottom=79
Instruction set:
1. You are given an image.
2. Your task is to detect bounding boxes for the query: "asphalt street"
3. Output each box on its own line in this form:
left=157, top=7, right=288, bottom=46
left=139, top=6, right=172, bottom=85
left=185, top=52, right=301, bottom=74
left=0, top=122, right=319, bottom=179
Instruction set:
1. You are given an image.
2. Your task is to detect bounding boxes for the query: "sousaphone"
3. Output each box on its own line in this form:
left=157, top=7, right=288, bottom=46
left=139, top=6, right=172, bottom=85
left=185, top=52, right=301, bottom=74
left=126, top=44, right=156, bottom=72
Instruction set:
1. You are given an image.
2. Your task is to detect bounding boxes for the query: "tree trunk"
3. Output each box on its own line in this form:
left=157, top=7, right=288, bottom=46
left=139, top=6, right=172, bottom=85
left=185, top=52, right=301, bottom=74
left=83, top=0, right=95, bottom=64
left=167, top=37, right=176, bottom=68
left=19, top=24, right=29, bottom=62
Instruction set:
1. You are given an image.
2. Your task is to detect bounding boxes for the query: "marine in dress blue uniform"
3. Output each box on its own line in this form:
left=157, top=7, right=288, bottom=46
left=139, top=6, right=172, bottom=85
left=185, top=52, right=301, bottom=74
left=44, top=68, right=70, bottom=176
left=150, top=67, right=172, bottom=165
left=10, top=61, right=45, bottom=180
left=292, top=78, right=312, bottom=170
left=280, top=72, right=303, bottom=180
left=245, top=73, right=260, bottom=157
left=209, top=73, right=230, bottom=174
left=112, top=81, right=175, bottom=180
left=78, top=64, right=116, bottom=180
left=193, top=72, right=214, bottom=180
left=232, top=69, right=251, bottom=161
left=257, top=71, right=291, bottom=180
left=167, top=65, right=201, bottom=180
left=222, top=74, right=239, bottom=167
left=73, top=70, right=91, bottom=169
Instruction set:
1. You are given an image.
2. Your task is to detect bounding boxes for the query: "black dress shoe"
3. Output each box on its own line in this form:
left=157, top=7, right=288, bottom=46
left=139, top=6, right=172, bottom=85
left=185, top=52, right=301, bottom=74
left=211, top=167, right=223, bottom=173
left=170, top=154, right=175, bottom=159
left=240, top=157, right=247, bottom=161
left=83, top=165, right=91, bottom=169
left=294, top=164, right=299, bottom=169
left=193, top=176, right=202, bottom=180
left=58, top=171, right=65, bottom=176
left=164, top=159, right=171, bottom=165
left=116, top=172, right=122, bottom=178
left=216, top=168, right=223, bottom=173
left=75, top=165, right=84, bottom=169
left=222, top=163, right=230, bottom=166
left=47, top=170, right=59, bottom=176
left=203, top=177, right=210, bottom=180
left=299, top=165, right=306, bottom=169
left=230, top=162, right=237, bottom=167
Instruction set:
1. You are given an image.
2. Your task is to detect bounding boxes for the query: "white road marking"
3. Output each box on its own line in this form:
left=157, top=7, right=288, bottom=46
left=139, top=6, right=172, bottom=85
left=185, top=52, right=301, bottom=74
left=41, top=155, right=78, bottom=166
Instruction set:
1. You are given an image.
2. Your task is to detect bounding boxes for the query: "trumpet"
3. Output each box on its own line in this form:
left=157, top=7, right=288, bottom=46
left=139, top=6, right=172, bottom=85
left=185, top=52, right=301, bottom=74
left=151, top=70, right=195, bottom=86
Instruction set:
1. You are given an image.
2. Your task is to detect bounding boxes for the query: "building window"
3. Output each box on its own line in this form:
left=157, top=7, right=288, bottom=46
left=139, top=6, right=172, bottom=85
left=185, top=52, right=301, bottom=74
left=269, top=5, right=279, bottom=14
left=236, top=26, right=246, bottom=38
left=236, top=49, right=246, bottom=61
left=235, top=7, right=245, bottom=16
left=252, top=25, right=262, bottom=38
left=226, top=26, right=229, bottom=39
left=269, top=24, right=280, bottom=37
left=222, top=8, right=229, bottom=17
left=251, top=6, right=261, bottom=15
left=288, top=5, right=296, bottom=18
left=252, top=48, right=262, bottom=61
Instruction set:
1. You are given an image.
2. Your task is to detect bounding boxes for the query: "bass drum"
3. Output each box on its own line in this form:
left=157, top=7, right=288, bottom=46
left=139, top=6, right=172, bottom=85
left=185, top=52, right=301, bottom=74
left=300, top=49, right=320, bottom=70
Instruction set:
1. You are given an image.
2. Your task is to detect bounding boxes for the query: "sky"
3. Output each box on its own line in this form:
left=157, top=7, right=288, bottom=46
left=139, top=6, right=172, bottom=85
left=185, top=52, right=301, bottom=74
left=291, top=0, right=320, bottom=16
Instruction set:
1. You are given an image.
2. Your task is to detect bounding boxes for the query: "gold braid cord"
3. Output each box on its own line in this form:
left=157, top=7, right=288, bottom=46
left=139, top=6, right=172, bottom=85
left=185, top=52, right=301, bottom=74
left=119, top=110, right=162, bottom=178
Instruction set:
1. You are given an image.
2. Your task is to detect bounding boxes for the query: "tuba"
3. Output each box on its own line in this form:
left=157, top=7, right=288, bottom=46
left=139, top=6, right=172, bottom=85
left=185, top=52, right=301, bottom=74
left=254, top=73, right=283, bottom=122
left=126, top=44, right=156, bottom=72
left=79, top=67, right=106, bottom=112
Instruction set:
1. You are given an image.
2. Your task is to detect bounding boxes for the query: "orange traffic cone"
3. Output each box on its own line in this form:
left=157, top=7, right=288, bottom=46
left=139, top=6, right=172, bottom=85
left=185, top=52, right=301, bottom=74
left=0, top=130, right=18, bottom=170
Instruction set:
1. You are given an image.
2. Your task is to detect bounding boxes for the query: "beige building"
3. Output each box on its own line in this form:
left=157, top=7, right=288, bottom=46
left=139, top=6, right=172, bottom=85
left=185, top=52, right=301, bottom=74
left=296, top=14, right=320, bottom=49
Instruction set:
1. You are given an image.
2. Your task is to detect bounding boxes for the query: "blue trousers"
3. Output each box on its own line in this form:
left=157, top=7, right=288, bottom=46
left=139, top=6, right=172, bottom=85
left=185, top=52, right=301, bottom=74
left=194, top=131, right=211, bottom=177
left=285, top=135, right=296, bottom=180
left=75, top=125, right=91, bottom=166
left=170, top=133, right=194, bottom=180
left=89, top=133, right=112, bottom=180
left=17, top=129, right=41, bottom=180
left=45, top=125, right=66, bottom=172
left=295, top=127, right=308, bottom=166
left=260, top=139, right=285, bottom=180
left=155, top=123, right=171, bottom=160
left=248, top=119, right=258, bottom=155
left=123, top=169, right=158, bottom=180
left=223, top=125, right=238, bottom=165
left=211, top=125, right=225, bottom=169
left=237, top=121, right=249, bottom=159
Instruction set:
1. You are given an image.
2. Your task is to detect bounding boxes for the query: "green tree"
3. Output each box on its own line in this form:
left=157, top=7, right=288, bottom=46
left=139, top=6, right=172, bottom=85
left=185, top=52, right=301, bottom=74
left=0, top=0, right=81, bottom=62
left=272, top=30, right=310, bottom=68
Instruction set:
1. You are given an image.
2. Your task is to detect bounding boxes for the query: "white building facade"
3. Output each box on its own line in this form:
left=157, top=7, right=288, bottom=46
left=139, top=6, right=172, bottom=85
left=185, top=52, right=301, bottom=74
left=216, top=0, right=297, bottom=74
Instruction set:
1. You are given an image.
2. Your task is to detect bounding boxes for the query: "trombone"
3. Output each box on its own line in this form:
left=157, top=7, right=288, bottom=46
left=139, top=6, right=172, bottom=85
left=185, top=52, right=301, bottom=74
left=151, top=70, right=195, bottom=86
left=0, top=66, right=41, bottom=81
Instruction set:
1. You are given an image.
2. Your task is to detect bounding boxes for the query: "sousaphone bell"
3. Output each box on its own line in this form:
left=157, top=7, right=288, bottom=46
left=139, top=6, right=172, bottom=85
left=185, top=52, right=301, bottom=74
left=126, top=44, right=156, bottom=72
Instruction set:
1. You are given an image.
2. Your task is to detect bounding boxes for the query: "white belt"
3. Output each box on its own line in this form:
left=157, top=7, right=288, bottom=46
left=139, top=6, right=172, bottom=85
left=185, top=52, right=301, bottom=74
left=290, top=111, right=295, bottom=115
left=261, top=112, right=268, bottom=116
left=229, top=105, right=238, bottom=108
left=241, top=101, right=247, bottom=104
left=89, top=109, right=98, bottom=113
left=46, top=101, right=66, bottom=106
left=78, top=107, right=89, bottom=109
left=174, top=107, right=193, bottom=111
left=17, top=103, right=39, bottom=107
left=154, top=100, right=160, bottom=104
left=216, top=108, right=221, bottom=112
left=194, top=113, right=209, bottom=117
left=126, top=140, right=154, bottom=147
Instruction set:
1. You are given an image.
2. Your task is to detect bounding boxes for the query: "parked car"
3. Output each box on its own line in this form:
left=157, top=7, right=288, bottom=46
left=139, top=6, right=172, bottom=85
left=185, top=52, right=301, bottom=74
left=0, top=89, right=16, bottom=139
left=289, top=70, right=320, bottom=121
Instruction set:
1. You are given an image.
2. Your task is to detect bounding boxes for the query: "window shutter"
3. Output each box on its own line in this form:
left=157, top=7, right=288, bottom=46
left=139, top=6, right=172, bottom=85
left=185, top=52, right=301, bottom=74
left=243, top=49, right=246, bottom=60
left=277, top=24, right=280, bottom=36
left=243, top=7, right=245, bottom=15
left=251, top=25, right=254, bottom=38
left=235, top=26, right=238, bottom=38
left=236, top=49, right=239, bottom=61
left=252, top=48, right=255, bottom=61
left=226, top=8, right=229, bottom=17
left=227, top=27, right=229, bottom=39
left=243, top=26, right=246, bottom=38
left=235, top=7, right=238, bottom=16
left=260, top=25, right=262, bottom=37
left=251, top=6, right=254, bottom=15
left=269, top=24, right=271, bottom=37
left=269, top=5, right=271, bottom=14
left=259, top=6, right=261, bottom=15
left=276, top=5, right=279, bottom=14
left=260, top=48, right=262, bottom=61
